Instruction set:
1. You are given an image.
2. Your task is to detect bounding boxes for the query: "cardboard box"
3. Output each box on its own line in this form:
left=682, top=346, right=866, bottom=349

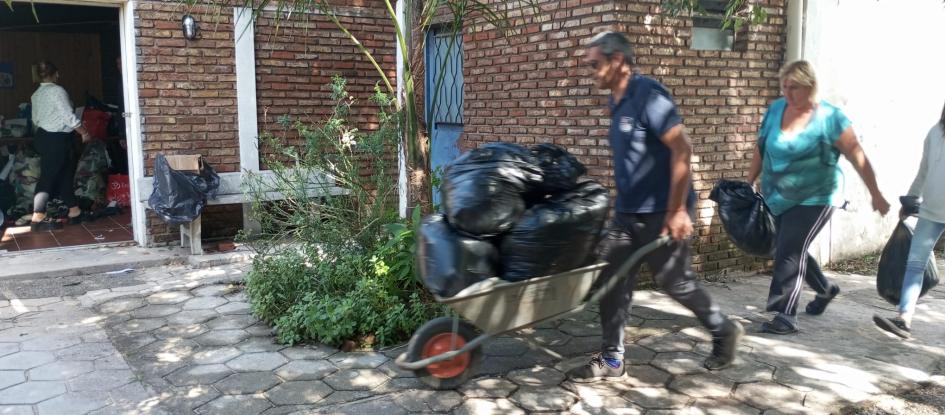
left=165, top=154, right=202, bottom=172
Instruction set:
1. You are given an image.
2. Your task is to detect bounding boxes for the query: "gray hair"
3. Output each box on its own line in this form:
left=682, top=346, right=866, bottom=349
left=588, top=31, right=635, bottom=65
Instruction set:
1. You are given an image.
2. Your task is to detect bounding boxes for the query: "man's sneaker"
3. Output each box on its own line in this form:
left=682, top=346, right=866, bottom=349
left=806, top=284, right=840, bottom=315
left=704, top=319, right=744, bottom=370
left=873, top=314, right=911, bottom=339
left=565, top=354, right=625, bottom=382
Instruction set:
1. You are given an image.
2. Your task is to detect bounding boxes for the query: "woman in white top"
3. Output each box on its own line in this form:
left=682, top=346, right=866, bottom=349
left=29, top=61, right=92, bottom=231
left=873, top=101, right=945, bottom=338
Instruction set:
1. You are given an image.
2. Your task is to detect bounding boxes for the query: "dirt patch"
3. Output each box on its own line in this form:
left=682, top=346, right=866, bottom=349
left=827, top=252, right=882, bottom=275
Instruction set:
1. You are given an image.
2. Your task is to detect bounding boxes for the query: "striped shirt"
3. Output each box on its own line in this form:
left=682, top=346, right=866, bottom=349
left=31, top=83, right=81, bottom=133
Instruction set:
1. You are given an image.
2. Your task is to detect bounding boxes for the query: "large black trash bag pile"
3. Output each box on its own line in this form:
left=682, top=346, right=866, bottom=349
left=417, top=214, right=500, bottom=298
left=530, top=143, right=587, bottom=194
left=500, top=180, right=609, bottom=281
left=440, top=143, right=543, bottom=237
left=148, top=154, right=220, bottom=225
left=709, top=179, right=777, bottom=258
left=877, top=219, right=940, bottom=305
left=418, top=142, right=609, bottom=297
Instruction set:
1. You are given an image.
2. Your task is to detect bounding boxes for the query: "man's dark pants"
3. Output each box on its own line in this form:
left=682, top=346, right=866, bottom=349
left=598, top=210, right=726, bottom=359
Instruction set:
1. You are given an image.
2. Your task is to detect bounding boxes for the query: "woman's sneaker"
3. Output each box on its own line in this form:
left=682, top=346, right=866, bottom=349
left=873, top=315, right=911, bottom=339
left=565, top=354, right=625, bottom=382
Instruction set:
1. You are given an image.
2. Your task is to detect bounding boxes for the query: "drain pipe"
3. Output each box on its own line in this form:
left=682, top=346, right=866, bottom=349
left=395, top=0, right=408, bottom=218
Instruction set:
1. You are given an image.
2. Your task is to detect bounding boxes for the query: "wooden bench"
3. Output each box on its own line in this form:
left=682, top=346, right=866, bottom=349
left=137, top=170, right=346, bottom=255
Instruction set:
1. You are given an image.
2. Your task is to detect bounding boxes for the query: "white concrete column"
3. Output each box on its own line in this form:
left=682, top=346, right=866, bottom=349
left=234, top=7, right=261, bottom=234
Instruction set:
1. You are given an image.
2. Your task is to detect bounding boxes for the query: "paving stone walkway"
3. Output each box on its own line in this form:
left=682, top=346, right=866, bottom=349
left=0, top=262, right=943, bottom=414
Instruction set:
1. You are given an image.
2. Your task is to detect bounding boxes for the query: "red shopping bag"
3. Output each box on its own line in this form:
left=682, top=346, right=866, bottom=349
left=107, top=174, right=130, bottom=207
left=82, top=108, right=112, bottom=139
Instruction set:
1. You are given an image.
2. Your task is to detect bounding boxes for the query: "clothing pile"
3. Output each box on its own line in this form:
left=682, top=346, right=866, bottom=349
left=418, top=142, right=610, bottom=298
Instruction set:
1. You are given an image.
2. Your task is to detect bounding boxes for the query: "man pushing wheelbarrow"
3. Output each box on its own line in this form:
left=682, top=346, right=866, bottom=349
left=397, top=31, right=742, bottom=388
left=565, top=31, right=743, bottom=382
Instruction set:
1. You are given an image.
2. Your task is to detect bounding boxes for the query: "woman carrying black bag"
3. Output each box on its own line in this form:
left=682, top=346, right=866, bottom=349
left=873, top=102, right=945, bottom=339
left=747, top=61, right=889, bottom=335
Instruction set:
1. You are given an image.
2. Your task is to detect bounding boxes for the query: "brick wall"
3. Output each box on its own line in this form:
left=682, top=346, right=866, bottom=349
left=135, top=1, right=394, bottom=245
left=459, top=0, right=786, bottom=276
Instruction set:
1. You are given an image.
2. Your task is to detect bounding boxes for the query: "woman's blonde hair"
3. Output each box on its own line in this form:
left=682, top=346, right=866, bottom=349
left=779, top=60, right=818, bottom=100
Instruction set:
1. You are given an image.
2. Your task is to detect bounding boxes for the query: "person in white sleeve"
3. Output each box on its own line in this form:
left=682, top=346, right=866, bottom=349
left=29, top=61, right=92, bottom=231
left=873, top=101, right=945, bottom=339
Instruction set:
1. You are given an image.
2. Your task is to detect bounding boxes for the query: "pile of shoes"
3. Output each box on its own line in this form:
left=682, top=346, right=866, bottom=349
left=418, top=142, right=609, bottom=297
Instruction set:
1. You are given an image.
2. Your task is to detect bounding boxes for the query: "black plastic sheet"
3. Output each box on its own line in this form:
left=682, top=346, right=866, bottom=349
left=441, top=143, right=543, bottom=236
left=147, top=154, right=220, bottom=225
left=499, top=180, right=610, bottom=281
left=709, top=180, right=777, bottom=258
left=417, top=214, right=499, bottom=297
left=530, top=143, right=587, bottom=195
left=877, top=219, right=940, bottom=305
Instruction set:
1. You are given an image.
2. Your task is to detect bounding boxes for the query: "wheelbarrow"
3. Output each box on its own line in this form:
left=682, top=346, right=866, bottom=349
left=395, top=235, right=671, bottom=389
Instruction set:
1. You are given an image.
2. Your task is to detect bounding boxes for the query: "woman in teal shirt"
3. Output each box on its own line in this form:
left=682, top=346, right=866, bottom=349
left=746, top=60, right=890, bottom=334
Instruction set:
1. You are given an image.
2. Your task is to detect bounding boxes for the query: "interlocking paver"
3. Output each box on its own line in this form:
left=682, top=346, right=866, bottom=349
left=191, top=347, right=244, bottom=365
left=623, top=386, right=692, bottom=409
left=36, top=391, right=110, bottom=415
left=691, top=398, right=761, bottom=414
left=280, top=346, right=335, bottom=361
left=274, top=360, right=336, bottom=381
left=29, top=360, right=95, bottom=380
left=570, top=396, right=645, bottom=415
left=564, top=380, right=634, bottom=398
left=182, top=297, right=228, bottom=310
left=110, top=333, right=157, bottom=352
left=68, top=369, right=136, bottom=391
left=638, top=332, right=697, bottom=353
left=558, top=320, right=602, bottom=337
left=194, top=330, right=250, bottom=347
left=192, top=285, right=237, bottom=297
left=57, top=343, right=121, bottom=361
left=146, top=291, right=193, bottom=305
left=94, top=353, right=130, bottom=370
left=734, top=382, right=806, bottom=410
left=510, top=385, right=578, bottom=412
left=21, top=334, right=82, bottom=351
left=454, top=398, right=525, bottom=415
left=216, top=302, right=251, bottom=315
left=507, top=366, right=565, bottom=386
left=650, top=351, right=710, bottom=375
left=166, top=364, right=232, bottom=386
left=166, top=310, right=220, bottom=326
left=159, top=385, right=221, bottom=414
left=226, top=352, right=287, bottom=372
left=713, top=358, right=776, bottom=383
left=139, top=339, right=199, bottom=362
left=132, top=305, right=182, bottom=319
left=669, top=373, right=735, bottom=398
left=458, top=377, right=518, bottom=398
left=215, top=372, right=282, bottom=394
left=322, top=369, right=389, bottom=391
left=0, top=380, right=66, bottom=404
left=328, top=352, right=388, bottom=369
left=153, top=324, right=209, bottom=340
left=0, top=343, right=18, bottom=358
left=237, top=337, right=285, bottom=353
left=197, top=394, right=272, bottom=415
left=206, top=314, right=256, bottom=330
left=97, top=298, right=146, bottom=314
left=244, top=323, right=274, bottom=337
left=0, top=370, right=26, bottom=390
left=392, top=390, right=463, bottom=412
left=0, top=406, right=32, bottom=415
left=482, top=337, right=529, bottom=357
left=0, top=351, right=56, bottom=370
left=114, top=318, right=166, bottom=334
left=265, top=380, right=333, bottom=405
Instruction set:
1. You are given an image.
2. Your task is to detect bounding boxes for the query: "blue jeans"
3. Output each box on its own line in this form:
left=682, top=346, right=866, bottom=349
left=899, top=218, right=945, bottom=314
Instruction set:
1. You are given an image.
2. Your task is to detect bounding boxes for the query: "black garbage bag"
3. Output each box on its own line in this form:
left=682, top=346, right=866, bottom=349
left=876, top=219, right=940, bottom=305
left=530, top=143, right=587, bottom=194
left=148, top=154, right=220, bottom=225
left=441, top=142, right=543, bottom=236
left=709, top=180, right=777, bottom=258
left=417, top=214, right=499, bottom=297
left=500, top=180, right=610, bottom=281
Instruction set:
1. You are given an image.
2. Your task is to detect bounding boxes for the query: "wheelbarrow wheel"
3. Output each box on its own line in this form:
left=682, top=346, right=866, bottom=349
left=406, top=316, right=482, bottom=390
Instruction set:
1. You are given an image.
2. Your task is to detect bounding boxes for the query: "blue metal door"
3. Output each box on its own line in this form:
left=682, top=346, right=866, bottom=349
left=426, top=27, right=464, bottom=204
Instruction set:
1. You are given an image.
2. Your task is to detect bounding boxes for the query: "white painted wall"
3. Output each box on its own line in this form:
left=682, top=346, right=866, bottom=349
left=789, top=0, right=945, bottom=262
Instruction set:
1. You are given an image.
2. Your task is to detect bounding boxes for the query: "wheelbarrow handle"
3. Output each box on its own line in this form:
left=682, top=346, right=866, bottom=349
left=584, top=235, right=673, bottom=305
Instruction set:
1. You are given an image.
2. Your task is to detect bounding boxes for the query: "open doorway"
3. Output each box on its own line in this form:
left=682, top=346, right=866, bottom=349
left=0, top=2, right=133, bottom=252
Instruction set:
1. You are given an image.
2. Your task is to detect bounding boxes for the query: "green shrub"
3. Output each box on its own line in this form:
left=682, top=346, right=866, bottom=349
left=242, top=77, right=443, bottom=348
